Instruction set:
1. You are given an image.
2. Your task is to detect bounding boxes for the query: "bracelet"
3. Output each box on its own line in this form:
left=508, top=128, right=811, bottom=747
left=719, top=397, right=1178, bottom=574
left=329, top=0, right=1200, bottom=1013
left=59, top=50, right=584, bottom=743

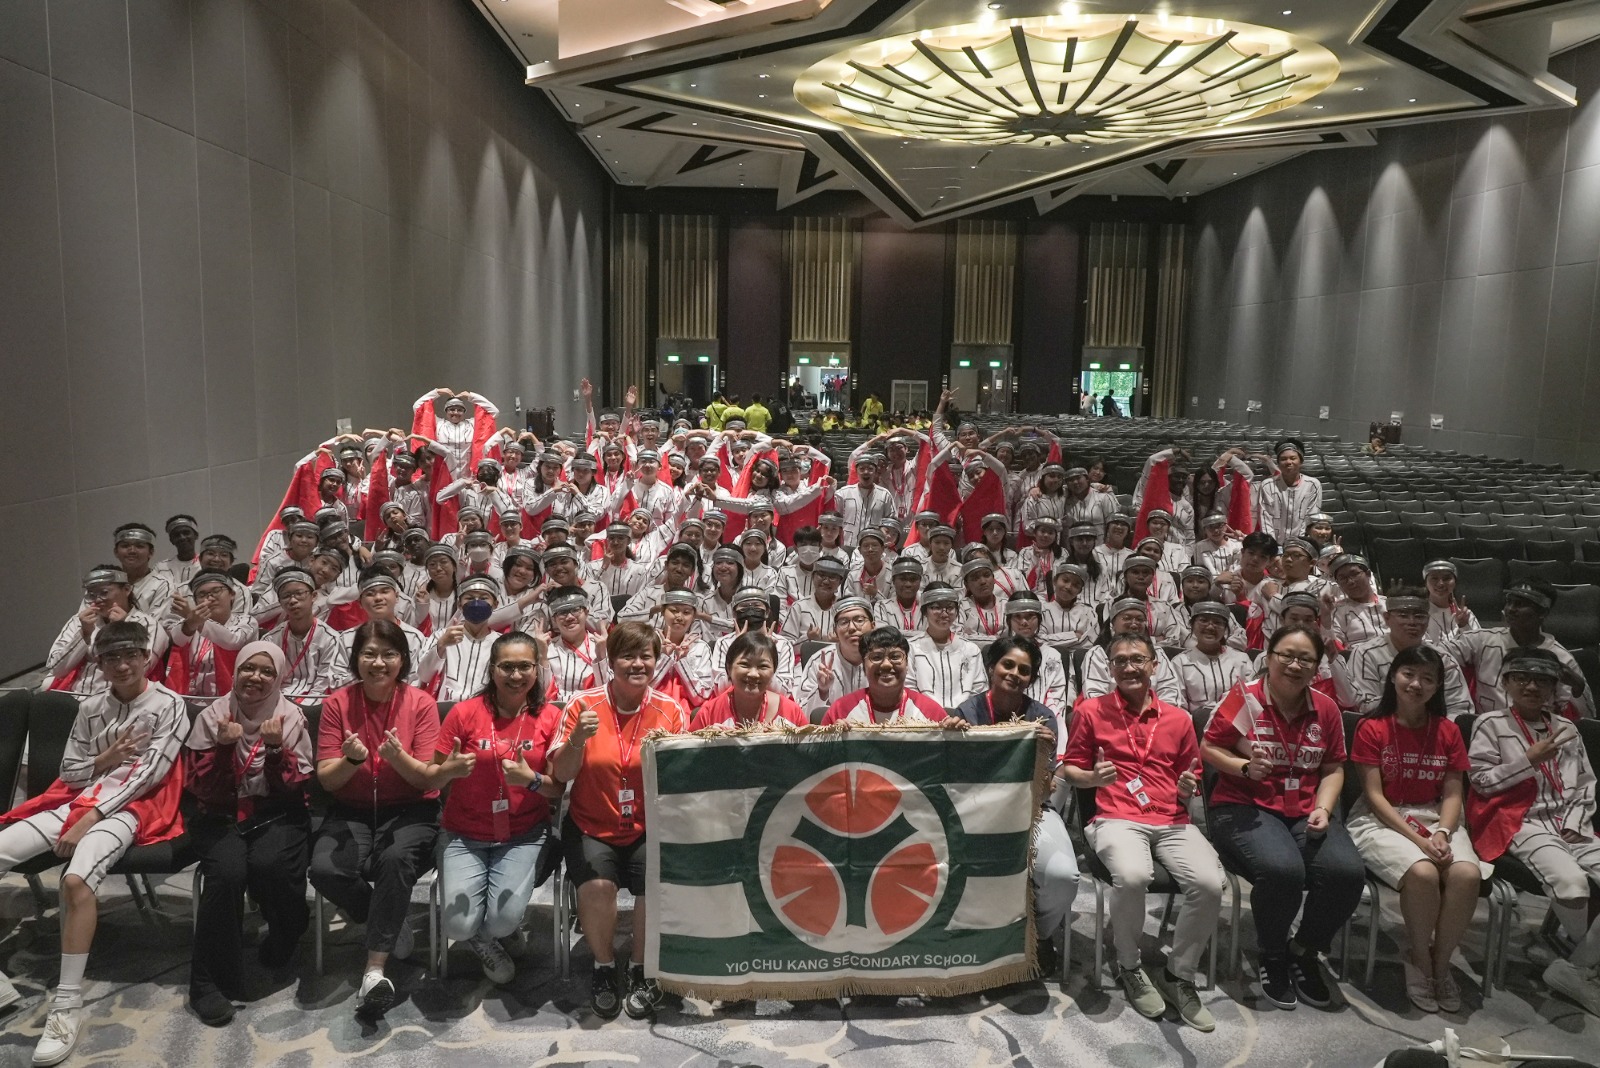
left=528, top=772, right=543, bottom=791
left=345, top=754, right=367, bottom=766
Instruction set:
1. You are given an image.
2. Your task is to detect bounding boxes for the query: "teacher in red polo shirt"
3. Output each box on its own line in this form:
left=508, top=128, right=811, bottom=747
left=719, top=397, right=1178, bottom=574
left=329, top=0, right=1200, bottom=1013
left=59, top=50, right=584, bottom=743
left=1202, top=624, right=1365, bottom=1013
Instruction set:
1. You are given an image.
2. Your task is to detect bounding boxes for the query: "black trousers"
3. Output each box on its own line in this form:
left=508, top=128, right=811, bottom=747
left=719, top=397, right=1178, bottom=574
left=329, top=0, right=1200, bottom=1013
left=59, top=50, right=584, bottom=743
left=189, top=810, right=311, bottom=998
left=308, top=801, right=439, bottom=955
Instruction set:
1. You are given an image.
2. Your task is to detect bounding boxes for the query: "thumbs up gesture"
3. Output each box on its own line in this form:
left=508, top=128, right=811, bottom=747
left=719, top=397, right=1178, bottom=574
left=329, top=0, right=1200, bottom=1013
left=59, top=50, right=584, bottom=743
left=1091, top=746, right=1117, bottom=786
left=438, top=738, right=477, bottom=780
left=1178, top=758, right=1201, bottom=801
left=501, top=748, right=538, bottom=788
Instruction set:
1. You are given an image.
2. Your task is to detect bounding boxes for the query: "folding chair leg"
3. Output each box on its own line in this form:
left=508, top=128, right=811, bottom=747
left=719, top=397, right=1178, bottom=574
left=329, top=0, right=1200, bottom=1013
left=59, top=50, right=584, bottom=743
left=1205, top=908, right=1218, bottom=991
left=1228, top=875, right=1242, bottom=979
left=141, top=875, right=160, bottom=909
left=125, top=875, right=151, bottom=917
left=1060, top=909, right=1073, bottom=984
left=1497, top=886, right=1516, bottom=990
left=1481, top=886, right=1501, bottom=1000
left=1158, top=893, right=1175, bottom=937
left=1091, top=880, right=1105, bottom=990
left=431, top=877, right=445, bottom=979
left=314, top=891, right=325, bottom=975
left=25, top=873, right=49, bottom=915
left=1364, top=878, right=1381, bottom=989
left=191, top=868, right=204, bottom=936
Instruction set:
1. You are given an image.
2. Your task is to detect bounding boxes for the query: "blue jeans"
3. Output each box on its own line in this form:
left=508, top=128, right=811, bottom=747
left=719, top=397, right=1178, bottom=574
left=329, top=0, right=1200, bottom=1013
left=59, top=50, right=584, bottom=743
left=439, top=823, right=552, bottom=943
left=1207, top=803, right=1365, bottom=957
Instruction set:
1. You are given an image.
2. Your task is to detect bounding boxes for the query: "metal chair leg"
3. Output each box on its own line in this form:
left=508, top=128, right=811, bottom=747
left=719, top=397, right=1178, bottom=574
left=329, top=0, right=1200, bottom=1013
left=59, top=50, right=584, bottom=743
left=314, top=891, right=325, bottom=975
left=141, top=875, right=161, bottom=911
left=1481, top=884, right=1502, bottom=1000
left=124, top=874, right=151, bottom=917
left=1091, top=880, right=1105, bottom=990
left=1364, top=877, right=1381, bottom=989
left=1158, top=892, right=1176, bottom=936
left=1060, top=906, right=1073, bottom=983
left=430, top=876, right=445, bottom=979
left=191, top=868, right=204, bottom=935
left=1227, top=873, right=1242, bottom=979
left=25, top=873, right=49, bottom=915
left=1205, top=906, right=1218, bottom=991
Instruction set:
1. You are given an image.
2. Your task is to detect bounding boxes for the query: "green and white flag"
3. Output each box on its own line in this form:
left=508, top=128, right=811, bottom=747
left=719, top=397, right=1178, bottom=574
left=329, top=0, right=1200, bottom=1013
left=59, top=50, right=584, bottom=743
left=643, top=723, right=1049, bottom=1000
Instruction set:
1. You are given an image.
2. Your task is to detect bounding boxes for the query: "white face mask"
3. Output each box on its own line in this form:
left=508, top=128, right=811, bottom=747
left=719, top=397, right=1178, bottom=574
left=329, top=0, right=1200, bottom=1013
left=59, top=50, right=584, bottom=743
left=468, top=546, right=491, bottom=563
left=794, top=546, right=822, bottom=566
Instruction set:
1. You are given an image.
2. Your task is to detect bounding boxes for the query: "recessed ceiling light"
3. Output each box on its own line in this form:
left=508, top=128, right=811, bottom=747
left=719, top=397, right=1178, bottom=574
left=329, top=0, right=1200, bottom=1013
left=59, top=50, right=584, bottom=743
left=757, top=94, right=765, bottom=98
left=988, top=2, right=1003, bottom=8
left=691, top=122, right=698, bottom=126
left=1409, top=98, right=1417, bottom=103
left=1313, top=105, right=1323, bottom=109
left=1352, top=86, right=1364, bottom=91
left=758, top=74, right=769, bottom=79
left=1281, top=9, right=1291, bottom=13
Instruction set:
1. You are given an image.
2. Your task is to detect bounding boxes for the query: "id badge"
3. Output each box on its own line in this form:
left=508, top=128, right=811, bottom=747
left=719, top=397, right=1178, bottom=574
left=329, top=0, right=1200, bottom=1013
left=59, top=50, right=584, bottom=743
left=1125, top=776, right=1145, bottom=795
left=491, top=800, right=511, bottom=842
left=1135, top=791, right=1151, bottom=808
left=618, top=788, right=636, bottom=804
left=1283, top=776, right=1301, bottom=792
left=1404, top=814, right=1431, bottom=837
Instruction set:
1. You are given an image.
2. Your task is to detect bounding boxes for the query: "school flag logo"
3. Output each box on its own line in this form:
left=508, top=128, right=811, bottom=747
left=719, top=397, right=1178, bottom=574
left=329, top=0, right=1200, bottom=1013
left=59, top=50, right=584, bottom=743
left=642, top=725, right=1048, bottom=999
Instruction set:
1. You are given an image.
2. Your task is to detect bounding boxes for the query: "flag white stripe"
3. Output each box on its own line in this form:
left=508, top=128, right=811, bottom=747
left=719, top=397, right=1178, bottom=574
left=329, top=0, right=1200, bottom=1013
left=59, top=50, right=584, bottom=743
left=655, top=880, right=755, bottom=938
left=943, top=781, right=1035, bottom=835
left=945, top=873, right=1028, bottom=931
left=652, top=786, right=767, bottom=845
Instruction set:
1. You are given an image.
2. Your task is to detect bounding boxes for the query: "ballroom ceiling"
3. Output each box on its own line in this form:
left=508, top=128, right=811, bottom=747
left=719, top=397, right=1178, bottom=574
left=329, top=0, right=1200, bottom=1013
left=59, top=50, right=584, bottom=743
left=469, top=0, right=1600, bottom=224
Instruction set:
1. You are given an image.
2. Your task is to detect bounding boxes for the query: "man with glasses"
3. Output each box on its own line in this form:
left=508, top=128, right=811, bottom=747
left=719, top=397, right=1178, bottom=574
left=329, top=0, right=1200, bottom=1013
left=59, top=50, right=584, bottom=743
left=1346, top=586, right=1473, bottom=718
left=340, top=570, right=427, bottom=684
left=1079, top=598, right=1185, bottom=707
left=1441, top=579, right=1592, bottom=718
left=821, top=626, right=952, bottom=725
left=0, top=621, right=188, bottom=1065
left=262, top=568, right=349, bottom=700
left=795, top=597, right=876, bottom=717
left=907, top=584, right=985, bottom=713
left=547, top=586, right=611, bottom=704
left=1061, top=632, right=1225, bottom=1032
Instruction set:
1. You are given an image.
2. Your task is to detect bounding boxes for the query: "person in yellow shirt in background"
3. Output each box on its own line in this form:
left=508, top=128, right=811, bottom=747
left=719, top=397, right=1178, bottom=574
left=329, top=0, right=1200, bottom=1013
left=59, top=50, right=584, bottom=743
left=705, top=392, right=729, bottom=430
left=861, top=392, right=884, bottom=425
left=745, top=394, right=771, bottom=433
left=721, top=398, right=747, bottom=428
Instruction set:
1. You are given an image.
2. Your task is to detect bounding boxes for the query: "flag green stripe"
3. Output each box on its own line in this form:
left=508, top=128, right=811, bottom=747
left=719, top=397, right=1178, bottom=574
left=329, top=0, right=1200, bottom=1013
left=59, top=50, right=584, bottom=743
left=657, top=921, right=1026, bottom=979
left=652, top=736, right=1039, bottom=796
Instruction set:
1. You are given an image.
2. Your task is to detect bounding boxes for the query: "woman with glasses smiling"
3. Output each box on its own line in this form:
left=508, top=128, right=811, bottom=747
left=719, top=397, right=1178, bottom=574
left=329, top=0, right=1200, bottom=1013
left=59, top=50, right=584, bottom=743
left=1202, top=624, right=1364, bottom=1012
left=435, top=632, right=563, bottom=984
left=310, top=619, right=444, bottom=1019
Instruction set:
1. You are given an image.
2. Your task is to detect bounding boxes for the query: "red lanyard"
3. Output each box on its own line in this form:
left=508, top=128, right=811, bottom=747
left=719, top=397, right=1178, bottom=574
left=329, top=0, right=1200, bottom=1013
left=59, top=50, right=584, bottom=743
left=867, top=692, right=911, bottom=724
left=1392, top=719, right=1440, bottom=783
left=896, top=601, right=917, bottom=628
left=563, top=636, right=596, bottom=670
left=281, top=619, right=318, bottom=680
left=359, top=691, right=400, bottom=765
left=1509, top=709, right=1566, bottom=798
left=1259, top=697, right=1311, bottom=773
left=976, top=601, right=1000, bottom=635
left=612, top=696, right=649, bottom=787
left=1120, top=696, right=1158, bottom=768
left=490, top=703, right=531, bottom=798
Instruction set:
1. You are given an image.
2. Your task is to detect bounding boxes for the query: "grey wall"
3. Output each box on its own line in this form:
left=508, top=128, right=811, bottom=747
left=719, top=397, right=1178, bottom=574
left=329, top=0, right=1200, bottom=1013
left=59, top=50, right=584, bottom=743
left=1185, top=44, right=1600, bottom=466
left=0, top=0, right=607, bottom=679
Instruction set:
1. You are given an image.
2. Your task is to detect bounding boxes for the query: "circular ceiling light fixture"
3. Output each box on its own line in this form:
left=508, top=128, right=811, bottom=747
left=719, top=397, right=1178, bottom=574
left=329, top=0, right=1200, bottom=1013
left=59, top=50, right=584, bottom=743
left=796, top=14, right=1338, bottom=146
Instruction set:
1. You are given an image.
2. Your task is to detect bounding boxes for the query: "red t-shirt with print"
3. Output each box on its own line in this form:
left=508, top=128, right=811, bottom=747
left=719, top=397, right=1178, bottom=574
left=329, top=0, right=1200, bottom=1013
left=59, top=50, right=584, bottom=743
left=1204, top=679, right=1347, bottom=819
left=438, top=696, right=559, bottom=841
left=1351, top=715, right=1468, bottom=807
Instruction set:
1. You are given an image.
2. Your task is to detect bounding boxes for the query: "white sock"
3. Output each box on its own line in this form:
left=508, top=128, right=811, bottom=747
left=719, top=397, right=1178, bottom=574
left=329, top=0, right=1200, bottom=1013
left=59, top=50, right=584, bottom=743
left=52, top=953, right=88, bottom=1010
left=1555, top=903, right=1591, bottom=945
left=1571, top=915, right=1600, bottom=970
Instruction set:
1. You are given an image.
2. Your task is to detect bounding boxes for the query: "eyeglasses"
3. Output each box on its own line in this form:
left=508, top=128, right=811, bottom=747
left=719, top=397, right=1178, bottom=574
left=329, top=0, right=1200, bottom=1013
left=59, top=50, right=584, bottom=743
left=1272, top=651, right=1320, bottom=669
left=864, top=650, right=908, bottom=666
left=494, top=660, right=539, bottom=674
left=1109, top=655, right=1152, bottom=669
left=279, top=589, right=313, bottom=603
left=236, top=662, right=279, bottom=679
left=358, top=648, right=403, bottom=663
left=97, top=651, right=145, bottom=666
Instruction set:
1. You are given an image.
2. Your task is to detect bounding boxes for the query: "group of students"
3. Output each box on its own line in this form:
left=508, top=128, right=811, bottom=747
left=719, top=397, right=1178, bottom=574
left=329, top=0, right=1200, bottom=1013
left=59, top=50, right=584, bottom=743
left=5, top=387, right=1599, bottom=1065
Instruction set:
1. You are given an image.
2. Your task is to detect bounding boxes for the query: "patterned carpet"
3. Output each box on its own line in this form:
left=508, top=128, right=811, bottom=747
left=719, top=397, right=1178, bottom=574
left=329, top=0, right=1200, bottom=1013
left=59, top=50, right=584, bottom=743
left=0, top=870, right=1595, bottom=1068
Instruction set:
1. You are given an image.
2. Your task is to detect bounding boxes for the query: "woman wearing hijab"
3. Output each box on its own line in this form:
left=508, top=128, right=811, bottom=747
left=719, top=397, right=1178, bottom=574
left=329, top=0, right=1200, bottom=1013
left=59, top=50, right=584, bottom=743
left=183, top=641, right=315, bottom=1025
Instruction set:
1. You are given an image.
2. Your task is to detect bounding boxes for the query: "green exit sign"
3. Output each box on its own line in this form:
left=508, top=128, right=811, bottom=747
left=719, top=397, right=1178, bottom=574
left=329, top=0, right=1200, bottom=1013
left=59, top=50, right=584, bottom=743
left=1088, top=362, right=1101, bottom=370
left=666, top=354, right=681, bottom=363
left=957, top=359, right=971, bottom=368
left=988, top=360, right=1002, bottom=368
left=696, top=355, right=710, bottom=363
left=797, top=356, right=811, bottom=365
left=1119, top=362, right=1132, bottom=370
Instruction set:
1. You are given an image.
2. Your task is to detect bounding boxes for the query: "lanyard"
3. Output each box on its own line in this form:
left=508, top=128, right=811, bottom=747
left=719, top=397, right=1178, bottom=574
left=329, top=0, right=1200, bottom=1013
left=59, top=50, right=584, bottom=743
left=490, top=702, right=532, bottom=800
left=1259, top=696, right=1311, bottom=774
left=975, top=601, right=1000, bottom=635
left=1509, top=709, right=1566, bottom=799
left=867, top=692, right=911, bottom=724
left=612, top=695, right=649, bottom=789
left=1119, top=695, right=1159, bottom=768
left=281, top=618, right=318, bottom=681
left=359, top=689, right=399, bottom=813
left=1391, top=718, right=1440, bottom=784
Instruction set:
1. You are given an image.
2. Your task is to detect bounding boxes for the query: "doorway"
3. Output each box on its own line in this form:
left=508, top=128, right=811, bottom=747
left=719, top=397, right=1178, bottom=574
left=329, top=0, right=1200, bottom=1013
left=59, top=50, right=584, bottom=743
left=788, top=344, right=851, bottom=413
left=1080, top=347, right=1141, bottom=417
left=656, top=340, right=719, bottom=409
left=949, top=345, right=1012, bottom=415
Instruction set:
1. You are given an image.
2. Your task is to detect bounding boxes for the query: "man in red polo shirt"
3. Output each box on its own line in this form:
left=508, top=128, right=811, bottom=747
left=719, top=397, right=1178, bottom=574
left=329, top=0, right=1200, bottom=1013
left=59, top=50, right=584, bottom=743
left=1061, top=632, right=1225, bottom=1033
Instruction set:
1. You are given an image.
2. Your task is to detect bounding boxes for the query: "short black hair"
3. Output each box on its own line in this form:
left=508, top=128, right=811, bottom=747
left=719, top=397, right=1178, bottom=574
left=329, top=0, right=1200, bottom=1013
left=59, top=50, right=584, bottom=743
left=790, top=525, right=822, bottom=547
left=347, top=619, right=413, bottom=683
left=725, top=630, right=780, bottom=675
left=858, top=626, right=910, bottom=660
left=1241, top=532, right=1279, bottom=557
left=1106, top=632, right=1156, bottom=659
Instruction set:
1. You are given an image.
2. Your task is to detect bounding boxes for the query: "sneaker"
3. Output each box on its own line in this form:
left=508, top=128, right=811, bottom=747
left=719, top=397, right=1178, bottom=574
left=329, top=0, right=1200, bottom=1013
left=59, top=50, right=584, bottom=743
left=1153, top=968, right=1216, bottom=1032
left=391, top=919, right=415, bottom=962
left=1403, top=962, right=1438, bottom=1014
left=1544, top=959, right=1600, bottom=1016
left=1289, top=947, right=1333, bottom=1009
left=1259, top=954, right=1297, bottom=1010
left=31, top=1008, right=82, bottom=1067
left=356, top=972, right=395, bottom=1018
left=0, top=972, right=20, bottom=1013
left=623, top=965, right=664, bottom=1019
left=498, top=930, right=529, bottom=959
left=590, top=963, right=621, bottom=1019
left=189, top=988, right=236, bottom=1027
left=1434, top=969, right=1462, bottom=1014
left=465, top=934, right=516, bottom=985
left=1116, top=965, right=1168, bottom=1019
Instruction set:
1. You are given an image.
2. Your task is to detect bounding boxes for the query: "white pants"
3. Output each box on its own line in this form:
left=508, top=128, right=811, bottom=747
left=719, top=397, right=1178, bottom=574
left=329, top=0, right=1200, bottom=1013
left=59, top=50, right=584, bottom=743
left=0, top=805, right=137, bottom=894
left=1086, top=819, right=1225, bottom=981
left=1032, top=809, right=1080, bottom=939
left=1509, top=819, right=1600, bottom=902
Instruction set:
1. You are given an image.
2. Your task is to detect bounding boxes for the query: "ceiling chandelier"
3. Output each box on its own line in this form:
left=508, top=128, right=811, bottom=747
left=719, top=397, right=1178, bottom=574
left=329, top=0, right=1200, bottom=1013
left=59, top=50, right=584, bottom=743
left=795, top=14, right=1340, bottom=146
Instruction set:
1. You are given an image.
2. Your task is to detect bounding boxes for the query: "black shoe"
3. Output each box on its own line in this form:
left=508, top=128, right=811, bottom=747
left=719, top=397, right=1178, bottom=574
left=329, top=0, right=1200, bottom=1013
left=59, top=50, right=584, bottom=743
left=1035, top=937, right=1060, bottom=978
left=357, top=974, right=395, bottom=1018
left=1259, top=954, right=1297, bottom=1010
left=1290, top=947, right=1333, bottom=1008
left=190, top=989, right=236, bottom=1027
left=590, top=963, right=621, bottom=1019
left=623, top=964, right=663, bottom=1019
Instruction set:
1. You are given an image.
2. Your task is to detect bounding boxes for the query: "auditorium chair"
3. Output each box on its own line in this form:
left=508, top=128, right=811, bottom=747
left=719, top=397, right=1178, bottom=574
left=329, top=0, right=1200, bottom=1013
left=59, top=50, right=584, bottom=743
left=1570, top=561, right=1600, bottom=587
left=1471, top=535, right=1519, bottom=563
left=1507, top=559, right=1571, bottom=586
left=1526, top=539, right=1578, bottom=565
left=1063, top=788, right=1219, bottom=990
left=1407, top=520, right=1450, bottom=543
left=1369, top=538, right=1426, bottom=589
left=1450, top=559, right=1508, bottom=624
left=1545, top=585, right=1600, bottom=650
left=1426, top=537, right=1473, bottom=562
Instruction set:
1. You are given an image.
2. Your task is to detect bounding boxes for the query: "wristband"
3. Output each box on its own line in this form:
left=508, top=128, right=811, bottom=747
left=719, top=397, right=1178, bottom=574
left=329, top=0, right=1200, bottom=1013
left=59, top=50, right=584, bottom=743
left=345, top=754, right=367, bottom=766
left=528, top=772, right=543, bottom=791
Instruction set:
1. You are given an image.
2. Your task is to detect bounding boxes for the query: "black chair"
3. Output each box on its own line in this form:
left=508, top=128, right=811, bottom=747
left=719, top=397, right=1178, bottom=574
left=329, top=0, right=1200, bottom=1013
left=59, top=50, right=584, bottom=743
left=1369, top=537, right=1426, bottom=588
left=1507, top=559, right=1571, bottom=586
left=1407, top=520, right=1451, bottom=542
left=1581, top=541, right=1600, bottom=563
left=1065, top=788, right=1219, bottom=989
left=1425, top=536, right=1473, bottom=561
left=1362, top=522, right=1407, bottom=542
left=1451, top=558, right=1507, bottom=625
left=1526, top=539, right=1577, bottom=565
left=798, top=640, right=830, bottom=665
left=1570, top=561, right=1600, bottom=587
left=1471, top=535, right=1519, bottom=563
left=1546, top=584, right=1600, bottom=650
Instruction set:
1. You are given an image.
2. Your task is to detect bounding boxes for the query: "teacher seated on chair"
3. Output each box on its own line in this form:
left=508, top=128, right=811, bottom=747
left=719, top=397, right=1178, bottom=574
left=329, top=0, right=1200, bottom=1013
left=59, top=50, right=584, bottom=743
left=1201, top=624, right=1364, bottom=1013
left=548, top=622, right=689, bottom=1021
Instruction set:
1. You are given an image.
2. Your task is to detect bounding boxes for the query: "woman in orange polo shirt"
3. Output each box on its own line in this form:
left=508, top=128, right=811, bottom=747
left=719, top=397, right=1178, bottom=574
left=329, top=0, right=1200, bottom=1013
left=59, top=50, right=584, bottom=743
left=549, top=622, right=688, bottom=1020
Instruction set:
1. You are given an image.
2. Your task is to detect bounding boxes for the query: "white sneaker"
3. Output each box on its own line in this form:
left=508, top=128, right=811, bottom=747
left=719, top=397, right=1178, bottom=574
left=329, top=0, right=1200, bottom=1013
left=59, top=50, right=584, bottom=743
left=466, top=935, right=516, bottom=984
left=0, top=971, right=20, bottom=1012
left=391, top=919, right=414, bottom=962
left=31, top=1008, right=82, bottom=1067
left=1544, top=959, right=1600, bottom=1016
left=356, top=972, right=395, bottom=1017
